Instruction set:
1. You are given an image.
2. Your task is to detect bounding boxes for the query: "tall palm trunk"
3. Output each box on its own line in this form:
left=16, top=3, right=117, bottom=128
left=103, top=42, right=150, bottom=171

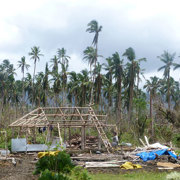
left=90, top=42, right=98, bottom=105
left=32, top=60, right=37, bottom=107
left=149, top=90, right=154, bottom=137
left=117, top=77, right=122, bottom=129
left=167, top=73, right=170, bottom=110
left=128, top=64, right=134, bottom=124
left=22, top=71, right=25, bottom=114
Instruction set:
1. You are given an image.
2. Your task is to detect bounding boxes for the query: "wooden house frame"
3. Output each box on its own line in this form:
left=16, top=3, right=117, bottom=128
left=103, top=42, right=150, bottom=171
left=9, top=107, right=116, bottom=152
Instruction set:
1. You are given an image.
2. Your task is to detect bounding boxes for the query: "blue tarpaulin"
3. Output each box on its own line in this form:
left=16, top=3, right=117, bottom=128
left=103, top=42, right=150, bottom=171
left=136, top=149, right=177, bottom=162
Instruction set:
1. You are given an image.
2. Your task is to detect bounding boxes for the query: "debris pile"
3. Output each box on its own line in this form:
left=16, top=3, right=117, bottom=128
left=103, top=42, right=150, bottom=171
left=70, top=136, right=180, bottom=171
left=69, top=135, right=99, bottom=149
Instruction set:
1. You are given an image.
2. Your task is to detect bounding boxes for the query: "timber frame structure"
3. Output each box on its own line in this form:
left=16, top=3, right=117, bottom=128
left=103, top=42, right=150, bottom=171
left=9, top=107, right=116, bottom=152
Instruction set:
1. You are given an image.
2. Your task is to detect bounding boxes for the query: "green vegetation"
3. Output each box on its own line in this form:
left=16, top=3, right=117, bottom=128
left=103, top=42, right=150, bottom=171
left=90, top=171, right=168, bottom=180
left=34, top=151, right=74, bottom=175
left=34, top=151, right=91, bottom=180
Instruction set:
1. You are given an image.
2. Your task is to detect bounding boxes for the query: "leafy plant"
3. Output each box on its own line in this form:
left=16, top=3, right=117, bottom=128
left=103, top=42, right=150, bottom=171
left=34, top=151, right=74, bottom=175
left=172, top=133, right=180, bottom=148
left=39, top=169, right=69, bottom=180
left=71, top=166, right=91, bottom=180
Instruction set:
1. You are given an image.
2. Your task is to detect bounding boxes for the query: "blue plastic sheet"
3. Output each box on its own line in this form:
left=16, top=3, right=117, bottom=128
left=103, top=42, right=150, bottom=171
left=136, top=149, right=177, bottom=162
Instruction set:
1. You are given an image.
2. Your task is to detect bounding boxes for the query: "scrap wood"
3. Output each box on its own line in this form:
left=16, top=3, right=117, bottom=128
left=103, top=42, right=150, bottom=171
left=86, top=164, right=119, bottom=168
left=157, top=162, right=180, bottom=169
left=158, top=167, right=174, bottom=170
left=85, top=161, right=120, bottom=168
left=86, top=160, right=126, bottom=164
left=144, top=136, right=150, bottom=147
left=85, top=159, right=142, bottom=168
left=139, top=138, right=146, bottom=147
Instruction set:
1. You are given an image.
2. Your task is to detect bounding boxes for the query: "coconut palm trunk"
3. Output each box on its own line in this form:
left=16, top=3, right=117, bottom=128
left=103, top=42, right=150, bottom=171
left=167, top=73, right=171, bottom=110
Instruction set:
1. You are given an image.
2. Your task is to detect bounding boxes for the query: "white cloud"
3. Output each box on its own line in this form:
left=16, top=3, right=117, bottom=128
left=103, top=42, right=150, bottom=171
left=0, top=0, right=180, bottom=82
left=68, top=53, right=88, bottom=73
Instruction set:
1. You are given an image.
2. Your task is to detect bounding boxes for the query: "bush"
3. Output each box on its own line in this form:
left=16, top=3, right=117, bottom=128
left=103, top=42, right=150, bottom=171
left=34, top=151, right=74, bottom=175
left=120, top=132, right=138, bottom=145
left=34, top=151, right=91, bottom=180
left=71, top=166, right=91, bottom=180
left=39, top=169, right=69, bottom=180
left=172, top=133, right=180, bottom=148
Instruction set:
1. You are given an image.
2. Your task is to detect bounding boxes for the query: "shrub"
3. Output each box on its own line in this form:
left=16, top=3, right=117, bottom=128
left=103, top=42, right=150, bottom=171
left=172, top=133, right=180, bottom=148
left=71, top=166, right=91, bottom=180
left=39, top=169, right=69, bottom=180
left=34, top=151, right=74, bottom=175
left=34, top=151, right=91, bottom=180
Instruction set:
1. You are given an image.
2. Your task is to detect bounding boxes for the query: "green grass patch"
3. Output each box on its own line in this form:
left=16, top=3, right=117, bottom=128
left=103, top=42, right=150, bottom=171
left=90, top=171, right=168, bottom=180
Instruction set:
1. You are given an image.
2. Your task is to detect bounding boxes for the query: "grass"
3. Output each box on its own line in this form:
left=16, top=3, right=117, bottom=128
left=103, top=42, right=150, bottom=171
left=90, top=171, right=168, bottom=180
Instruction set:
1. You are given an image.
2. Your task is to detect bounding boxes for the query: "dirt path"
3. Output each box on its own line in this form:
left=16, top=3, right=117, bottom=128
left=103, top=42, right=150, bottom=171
left=0, top=154, right=38, bottom=180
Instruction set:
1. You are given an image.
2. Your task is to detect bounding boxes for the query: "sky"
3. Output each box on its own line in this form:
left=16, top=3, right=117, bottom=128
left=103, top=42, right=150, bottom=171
left=0, top=0, right=180, bottom=87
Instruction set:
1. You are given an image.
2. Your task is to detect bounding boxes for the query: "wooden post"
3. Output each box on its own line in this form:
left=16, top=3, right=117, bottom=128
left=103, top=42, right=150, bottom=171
left=57, top=123, right=63, bottom=146
left=98, top=133, right=102, bottom=150
left=18, top=127, right=22, bottom=138
left=69, top=127, right=71, bottom=147
left=64, top=127, right=66, bottom=142
left=11, top=127, right=15, bottom=139
left=81, top=126, right=86, bottom=150
left=32, top=127, right=36, bottom=143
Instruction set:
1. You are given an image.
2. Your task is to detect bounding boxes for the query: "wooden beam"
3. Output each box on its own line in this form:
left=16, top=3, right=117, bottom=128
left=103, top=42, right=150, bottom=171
left=81, top=126, right=85, bottom=150
left=57, top=123, right=63, bottom=146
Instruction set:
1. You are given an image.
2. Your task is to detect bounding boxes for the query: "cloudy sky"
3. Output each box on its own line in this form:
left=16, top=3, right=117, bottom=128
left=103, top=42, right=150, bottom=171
left=0, top=0, right=180, bottom=86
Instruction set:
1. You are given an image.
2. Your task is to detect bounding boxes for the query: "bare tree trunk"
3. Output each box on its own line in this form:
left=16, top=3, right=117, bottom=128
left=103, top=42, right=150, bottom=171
left=117, top=78, right=122, bottom=130
left=22, top=71, right=25, bottom=114
left=167, top=74, right=171, bottom=110
left=32, top=60, right=36, bottom=107
left=128, top=64, right=135, bottom=125
left=150, top=90, right=154, bottom=138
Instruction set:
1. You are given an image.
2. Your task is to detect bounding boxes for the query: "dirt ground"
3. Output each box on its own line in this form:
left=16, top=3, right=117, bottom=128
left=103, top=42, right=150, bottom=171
left=0, top=153, right=38, bottom=180
left=0, top=153, right=180, bottom=180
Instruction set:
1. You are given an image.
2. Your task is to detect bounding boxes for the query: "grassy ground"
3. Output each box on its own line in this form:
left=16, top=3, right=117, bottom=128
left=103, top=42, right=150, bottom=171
left=90, top=171, right=168, bottom=180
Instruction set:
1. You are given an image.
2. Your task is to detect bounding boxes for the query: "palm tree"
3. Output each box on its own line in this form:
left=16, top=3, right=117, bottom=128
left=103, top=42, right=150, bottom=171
left=83, top=46, right=96, bottom=76
left=57, top=48, right=70, bottom=67
left=60, top=62, right=69, bottom=106
left=34, top=72, right=44, bottom=106
left=83, top=46, right=97, bottom=104
left=94, top=62, right=104, bottom=107
left=0, top=60, right=16, bottom=107
left=17, top=56, right=30, bottom=108
left=86, top=19, right=102, bottom=53
left=158, top=51, right=175, bottom=110
left=68, top=71, right=79, bottom=106
left=112, top=52, right=124, bottom=126
left=29, top=46, right=43, bottom=106
left=42, top=63, right=49, bottom=106
left=77, top=69, right=91, bottom=106
left=86, top=19, right=102, bottom=70
left=170, top=80, right=180, bottom=109
left=123, top=48, right=146, bottom=124
left=57, top=48, right=70, bottom=106
left=51, top=71, right=61, bottom=106
left=159, top=77, right=180, bottom=110
left=144, top=76, right=160, bottom=137
left=173, top=62, right=180, bottom=70
left=103, top=57, right=114, bottom=112
left=123, top=47, right=136, bottom=123
left=86, top=20, right=102, bottom=104
left=50, top=55, right=59, bottom=73
left=25, top=73, right=33, bottom=105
